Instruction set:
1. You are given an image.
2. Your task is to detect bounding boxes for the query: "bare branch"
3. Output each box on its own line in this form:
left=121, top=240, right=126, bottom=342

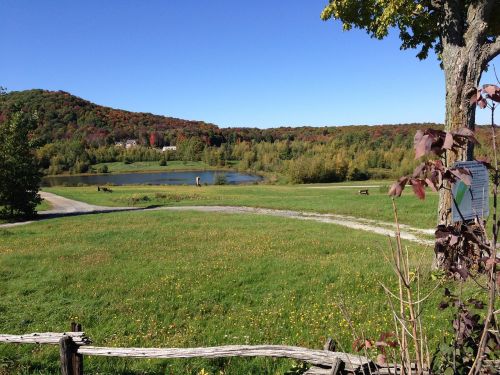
left=482, top=37, right=500, bottom=64
left=378, top=281, right=443, bottom=306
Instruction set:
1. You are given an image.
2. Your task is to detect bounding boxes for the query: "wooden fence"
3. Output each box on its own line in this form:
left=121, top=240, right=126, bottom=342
left=1, top=324, right=497, bottom=374
left=0, top=325, right=371, bottom=374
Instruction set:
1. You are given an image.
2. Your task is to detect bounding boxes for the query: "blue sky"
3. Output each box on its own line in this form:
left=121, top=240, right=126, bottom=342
left=1, top=0, right=498, bottom=128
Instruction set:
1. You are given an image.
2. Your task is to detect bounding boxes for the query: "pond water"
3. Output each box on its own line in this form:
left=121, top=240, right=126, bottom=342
left=42, top=170, right=262, bottom=187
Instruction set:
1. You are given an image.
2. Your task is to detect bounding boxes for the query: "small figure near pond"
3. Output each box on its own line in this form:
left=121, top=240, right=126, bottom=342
left=195, top=176, right=201, bottom=187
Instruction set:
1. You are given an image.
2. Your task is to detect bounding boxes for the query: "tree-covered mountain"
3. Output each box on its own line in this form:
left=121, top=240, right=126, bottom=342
left=0, top=89, right=494, bottom=182
left=0, top=89, right=223, bottom=146
left=0, top=89, right=442, bottom=147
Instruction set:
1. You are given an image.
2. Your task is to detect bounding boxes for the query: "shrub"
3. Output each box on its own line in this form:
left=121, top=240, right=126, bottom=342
left=97, top=164, right=109, bottom=173
left=71, top=160, right=89, bottom=174
left=214, top=174, right=228, bottom=185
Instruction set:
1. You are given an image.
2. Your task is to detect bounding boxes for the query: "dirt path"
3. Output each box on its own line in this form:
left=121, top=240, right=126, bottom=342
left=0, top=192, right=138, bottom=228
left=158, top=206, right=433, bottom=245
left=0, top=192, right=434, bottom=245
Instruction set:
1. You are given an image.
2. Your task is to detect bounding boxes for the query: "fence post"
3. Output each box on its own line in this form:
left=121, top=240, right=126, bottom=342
left=71, top=322, right=84, bottom=375
left=60, top=323, right=84, bottom=375
left=59, top=336, right=75, bottom=375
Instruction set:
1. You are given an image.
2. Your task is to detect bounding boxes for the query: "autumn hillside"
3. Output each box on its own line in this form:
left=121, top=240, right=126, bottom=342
left=0, top=89, right=221, bottom=146
left=0, top=89, right=441, bottom=146
left=0, top=89, right=494, bottom=182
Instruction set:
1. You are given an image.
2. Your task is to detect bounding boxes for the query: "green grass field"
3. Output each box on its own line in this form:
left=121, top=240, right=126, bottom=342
left=44, top=184, right=439, bottom=229
left=0, top=208, right=450, bottom=374
left=37, top=199, right=51, bottom=211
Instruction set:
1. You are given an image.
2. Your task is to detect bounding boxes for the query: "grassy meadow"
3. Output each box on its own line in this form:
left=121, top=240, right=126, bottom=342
left=44, top=183, right=439, bottom=229
left=0, top=207, right=452, bottom=374
left=37, top=199, right=51, bottom=212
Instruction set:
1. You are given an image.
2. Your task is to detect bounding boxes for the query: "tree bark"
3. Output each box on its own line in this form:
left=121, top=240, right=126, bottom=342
left=437, top=53, right=482, bottom=226
left=437, top=0, right=497, bottom=228
left=433, top=1, right=494, bottom=268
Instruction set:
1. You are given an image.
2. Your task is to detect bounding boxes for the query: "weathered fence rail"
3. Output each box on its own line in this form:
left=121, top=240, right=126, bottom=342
left=0, top=327, right=371, bottom=374
left=77, top=344, right=368, bottom=367
left=1, top=325, right=498, bottom=374
left=0, top=332, right=90, bottom=346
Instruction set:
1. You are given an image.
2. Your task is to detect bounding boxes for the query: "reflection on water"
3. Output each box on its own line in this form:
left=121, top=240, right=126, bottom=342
left=42, top=170, right=262, bottom=187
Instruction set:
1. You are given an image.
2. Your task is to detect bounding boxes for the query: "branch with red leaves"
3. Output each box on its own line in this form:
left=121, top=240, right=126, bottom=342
left=388, top=128, right=478, bottom=200
left=470, top=84, right=500, bottom=109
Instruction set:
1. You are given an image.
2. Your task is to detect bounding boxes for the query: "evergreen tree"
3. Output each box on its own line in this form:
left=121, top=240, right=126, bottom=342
left=0, top=111, right=42, bottom=218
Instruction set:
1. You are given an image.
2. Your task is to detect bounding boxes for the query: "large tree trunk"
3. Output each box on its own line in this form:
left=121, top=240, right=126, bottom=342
left=436, top=0, right=499, bottom=229
left=437, top=51, right=482, bottom=227
left=432, top=0, right=499, bottom=268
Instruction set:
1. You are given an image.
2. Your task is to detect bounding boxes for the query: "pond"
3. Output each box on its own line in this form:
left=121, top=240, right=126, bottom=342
left=42, top=170, right=262, bottom=187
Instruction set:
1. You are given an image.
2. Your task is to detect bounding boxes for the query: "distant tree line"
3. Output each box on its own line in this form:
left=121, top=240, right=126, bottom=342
left=31, top=126, right=494, bottom=184
left=0, top=89, right=496, bottom=184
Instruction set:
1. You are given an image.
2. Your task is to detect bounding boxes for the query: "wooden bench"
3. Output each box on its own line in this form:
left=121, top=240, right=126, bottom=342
left=97, top=186, right=113, bottom=193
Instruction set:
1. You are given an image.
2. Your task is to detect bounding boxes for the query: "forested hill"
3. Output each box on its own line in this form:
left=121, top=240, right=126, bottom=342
left=0, top=89, right=221, bottom=146
left=0, top=89, right=493, bottom=182
left=0, top=89, right=442, bottom=147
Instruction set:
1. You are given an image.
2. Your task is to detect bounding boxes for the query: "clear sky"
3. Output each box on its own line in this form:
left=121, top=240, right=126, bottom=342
left=1, top=0, right=498, bottom=128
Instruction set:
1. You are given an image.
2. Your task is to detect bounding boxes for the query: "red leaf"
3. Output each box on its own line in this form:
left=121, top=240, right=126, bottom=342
left=414, top=130, right=424, bottom=145
left=377, top=354, right=387, bottom=366
left=425, top=178, right=438, bottom=192
left=453, top=128, right=479, bottom=145
left=415, top=134, right=432, bottom=159
left=455, top=128, right=475, bottom=137
left=388, top=177, right=408, bottom=197
left=478, top=98, right=488, bottom=109
left=388, top=182, right=401, bottom=197
left=411, top=179, right=426, bottom=200
left=443, top=132, right=454, bottom=150
left=490, top=93, right=500, bottom=102
left=451, top=168, right=472, bottom=185
left=482, top=84, right=499, bottom=97
left=485, top=257, right=499, bottom=270
left=412, top=163, right=426, bottom=178
left=449, top=235, right=459, bottom=246
left=352, top=338, right=363, bottom=351
left=486, top=258, right=500, bottom=265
